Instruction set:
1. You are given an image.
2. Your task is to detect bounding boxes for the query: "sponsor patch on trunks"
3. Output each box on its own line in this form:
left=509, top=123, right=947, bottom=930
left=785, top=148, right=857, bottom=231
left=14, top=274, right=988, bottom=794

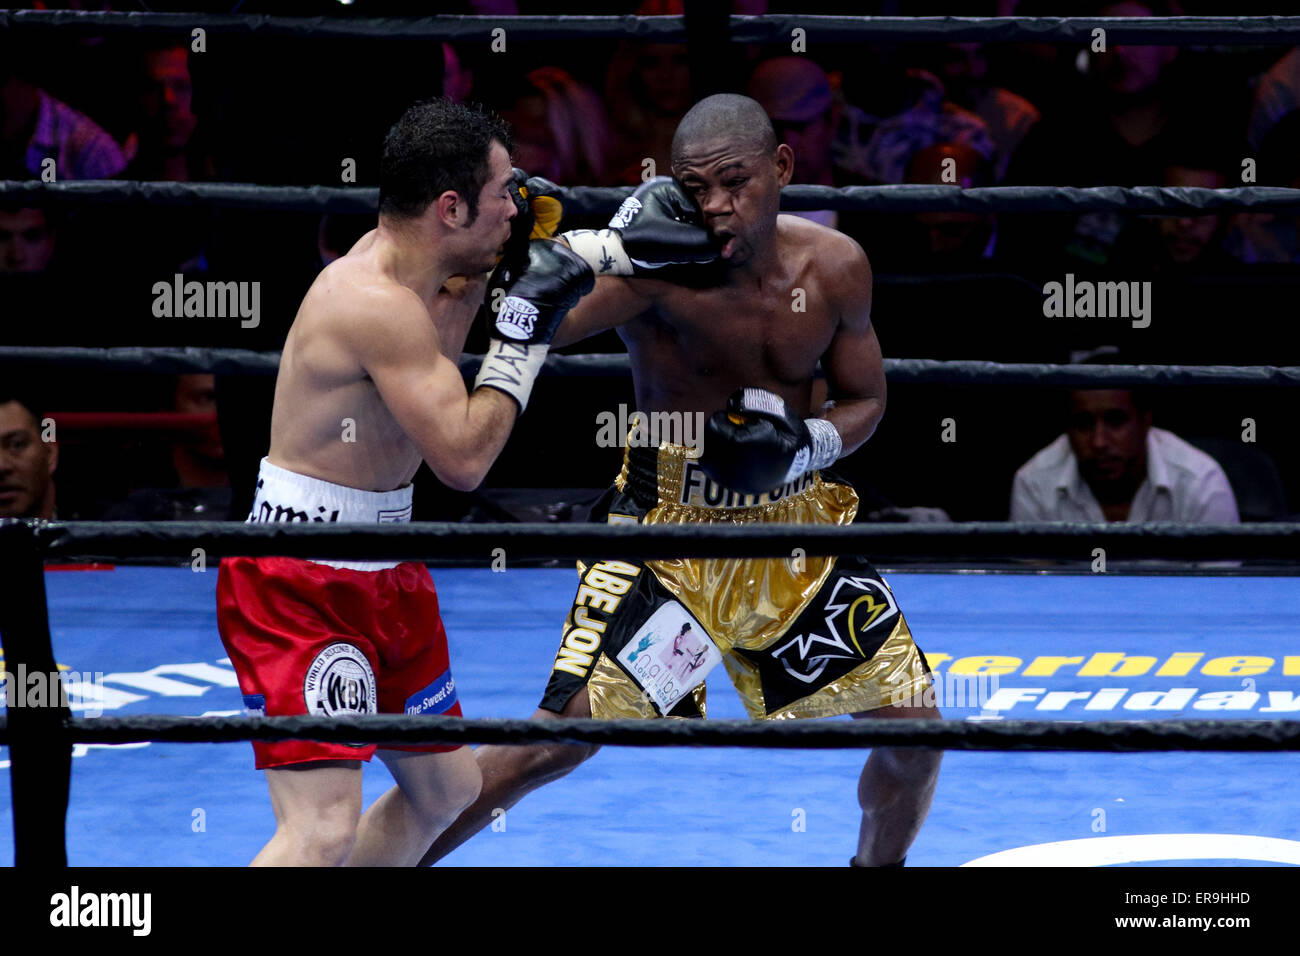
left=615, top=601, right=720, bottom=715
left=404, top=669, right=458, bottom=716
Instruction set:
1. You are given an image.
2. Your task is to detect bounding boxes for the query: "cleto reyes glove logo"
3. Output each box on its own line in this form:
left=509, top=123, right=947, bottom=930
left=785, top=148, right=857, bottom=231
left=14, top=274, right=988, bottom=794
left=610, top=196, right=642, bottom=229
left=495, top=295, right=540, bottom=340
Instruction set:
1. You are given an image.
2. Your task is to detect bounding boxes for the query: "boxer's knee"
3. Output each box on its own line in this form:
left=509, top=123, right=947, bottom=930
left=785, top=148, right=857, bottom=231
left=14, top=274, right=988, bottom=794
left=431, top=750, right=483, bottom=824
left=385, top=747, right=483, bottom=832
left=280, top=809, right=359, bottom=866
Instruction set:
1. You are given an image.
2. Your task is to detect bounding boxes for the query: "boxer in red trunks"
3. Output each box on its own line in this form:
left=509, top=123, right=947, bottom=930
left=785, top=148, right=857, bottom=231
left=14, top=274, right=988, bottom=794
left=215, top=99, right=605, bottom=866
left=218, top=97, right=717, bottom=866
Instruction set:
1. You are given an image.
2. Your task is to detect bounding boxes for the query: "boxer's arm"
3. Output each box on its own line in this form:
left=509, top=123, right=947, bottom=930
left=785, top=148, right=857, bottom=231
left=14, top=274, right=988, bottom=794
left=548, top=274, right=655, bottom=349
left=350, top=288, right=516, bottom=491
left=820, top=240, right=885, bottom=457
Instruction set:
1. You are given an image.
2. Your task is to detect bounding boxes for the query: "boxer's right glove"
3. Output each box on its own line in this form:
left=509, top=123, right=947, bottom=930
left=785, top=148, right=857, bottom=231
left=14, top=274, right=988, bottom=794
left=699, top=387, right=843, bottom=494
left=474, top=239, right=594, bottom=413
left=559, top=177, right=720, bottom=276
left=499, top=168, right=565, bottom=275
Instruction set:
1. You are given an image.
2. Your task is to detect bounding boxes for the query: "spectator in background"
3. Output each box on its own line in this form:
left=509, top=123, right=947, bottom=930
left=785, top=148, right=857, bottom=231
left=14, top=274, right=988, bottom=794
left=903, top=142, right=997, bottom=264
left=854, top=68, right=994, bottom=186
left=1247, top=45, right=1300, bottom=154
left=500, top=67, right=613, bottom=186
left=172, top=374, right=227, bottom=489
left=747, top=57, right=839, bottom=227
left=0, top=206, right=58, bottom=272
left=442, top=43, right=475, bottom=104
left=1111, top=154, right=1240, bottom=273
left=985, top=0, right=1093, bottom=120
left=919, top=43, right=1039, bottom=182
left=0, top=38, right=127, bottom=180
left=1002, top=1, right=1203, bottom=268
left=0, top=393, right=56, bottom=519
left=122, top=44, right=205, bottom=182
left=1224, top=110, right=1300, bottom=265
left=1011, top=351, right=1238, bottom=523
left=99, top=376, right=233, bottom=521
left=604, top=30, right=692, bottom=183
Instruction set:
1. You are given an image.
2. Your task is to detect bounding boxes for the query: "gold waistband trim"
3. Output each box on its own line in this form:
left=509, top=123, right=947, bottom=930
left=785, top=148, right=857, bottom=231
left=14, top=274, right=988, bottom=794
left=617, top=442, right=824, bottom=514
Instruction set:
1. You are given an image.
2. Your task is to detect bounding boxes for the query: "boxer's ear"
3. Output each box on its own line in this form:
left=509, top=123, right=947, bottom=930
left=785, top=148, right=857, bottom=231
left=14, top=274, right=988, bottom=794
left=774, top=144, right=795, bottom=188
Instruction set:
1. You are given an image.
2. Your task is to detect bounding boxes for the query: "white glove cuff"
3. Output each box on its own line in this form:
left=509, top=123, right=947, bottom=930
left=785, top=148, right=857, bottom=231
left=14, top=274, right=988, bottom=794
left=784, top=418, right=842, bottom=481
left=560, top=229, right=633, bottom=276
left=474, top=339, right=548, bottom=413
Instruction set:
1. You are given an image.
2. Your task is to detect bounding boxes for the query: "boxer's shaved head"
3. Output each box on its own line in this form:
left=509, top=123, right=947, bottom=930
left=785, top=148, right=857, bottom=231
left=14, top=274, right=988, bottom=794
left=671, top=94, right=777, bottom=167
left=670, top=93, right=792, bottom=271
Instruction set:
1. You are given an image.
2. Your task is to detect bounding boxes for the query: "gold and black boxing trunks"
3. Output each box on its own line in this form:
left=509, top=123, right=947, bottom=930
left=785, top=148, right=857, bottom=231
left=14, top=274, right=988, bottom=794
left=540, top=442, right=933, bottom=720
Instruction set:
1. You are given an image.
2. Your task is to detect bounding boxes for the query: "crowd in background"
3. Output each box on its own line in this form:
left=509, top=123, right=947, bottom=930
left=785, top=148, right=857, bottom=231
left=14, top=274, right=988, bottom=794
left=2, top=0, right=1297, bottom=525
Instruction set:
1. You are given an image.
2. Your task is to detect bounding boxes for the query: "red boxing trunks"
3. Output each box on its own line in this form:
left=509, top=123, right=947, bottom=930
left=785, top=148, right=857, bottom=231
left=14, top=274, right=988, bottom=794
left=217, top=458, right=462, bottom=769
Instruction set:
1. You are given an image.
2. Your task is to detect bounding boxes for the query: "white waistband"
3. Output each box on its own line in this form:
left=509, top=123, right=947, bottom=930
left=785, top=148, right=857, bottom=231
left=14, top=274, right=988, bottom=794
left=247, top=458, right=413, bottom=571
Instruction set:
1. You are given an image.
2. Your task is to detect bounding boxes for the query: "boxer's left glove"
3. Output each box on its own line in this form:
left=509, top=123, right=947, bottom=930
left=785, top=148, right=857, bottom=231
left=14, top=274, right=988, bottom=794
left=498, top=168, right=565, bottom=276
left=559, top=177, right=720, bottom=276
left=475, top=239, right=594, bottom=413
left=699, top=387, right=843, bottom=494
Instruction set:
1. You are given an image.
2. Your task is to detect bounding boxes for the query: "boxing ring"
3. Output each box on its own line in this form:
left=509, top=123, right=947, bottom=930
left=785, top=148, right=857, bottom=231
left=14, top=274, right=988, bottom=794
left=2, top=8, right=1300, bottom=873
left=2, top=563, right=1299, bottom=867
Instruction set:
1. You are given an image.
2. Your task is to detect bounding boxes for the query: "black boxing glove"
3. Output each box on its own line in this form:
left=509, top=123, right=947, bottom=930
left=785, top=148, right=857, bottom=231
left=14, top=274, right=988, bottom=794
left=475, top=240, right=594, bottom=412
left=498, top=169, right=565, bottom=275
left=700, top=388, right=844, bottom=494
left=560, top=177, right=719, bottom=276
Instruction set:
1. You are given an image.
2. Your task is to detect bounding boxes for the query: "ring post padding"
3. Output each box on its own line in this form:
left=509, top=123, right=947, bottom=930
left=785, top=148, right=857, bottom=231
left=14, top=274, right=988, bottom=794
left=0, top=520, right=70, bottom=867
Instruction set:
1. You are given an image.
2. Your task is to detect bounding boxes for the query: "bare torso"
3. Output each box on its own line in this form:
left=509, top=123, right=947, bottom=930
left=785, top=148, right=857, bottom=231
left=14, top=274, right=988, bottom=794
left=618, top=216, right=852, bottom=418
left=268, top=230, right=484, bottom=492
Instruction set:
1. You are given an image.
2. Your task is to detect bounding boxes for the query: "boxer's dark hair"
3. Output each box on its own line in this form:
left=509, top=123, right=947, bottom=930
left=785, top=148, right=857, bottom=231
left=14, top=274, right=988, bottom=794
left=380, top=98, right=512, bottom=223
left=671, top=94, right=777, bottom=168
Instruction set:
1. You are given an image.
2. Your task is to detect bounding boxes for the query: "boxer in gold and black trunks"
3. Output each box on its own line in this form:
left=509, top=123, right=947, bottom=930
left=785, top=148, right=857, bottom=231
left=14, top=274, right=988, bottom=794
left=421, top=93, right=942, bottom=867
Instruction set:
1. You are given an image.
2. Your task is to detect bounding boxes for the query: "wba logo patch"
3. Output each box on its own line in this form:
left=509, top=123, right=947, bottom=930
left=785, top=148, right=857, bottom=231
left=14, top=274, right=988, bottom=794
left=303, top=642, right=377, bottom=717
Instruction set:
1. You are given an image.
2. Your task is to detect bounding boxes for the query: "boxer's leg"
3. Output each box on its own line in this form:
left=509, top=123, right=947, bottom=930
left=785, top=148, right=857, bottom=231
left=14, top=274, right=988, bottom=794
left=418, top=687, right=597, bottom=866
left=346, top=745, right=482, bottom=866
left=850, top=699, right=943, bottom=867
left=253, top=760, right=364, bottom=867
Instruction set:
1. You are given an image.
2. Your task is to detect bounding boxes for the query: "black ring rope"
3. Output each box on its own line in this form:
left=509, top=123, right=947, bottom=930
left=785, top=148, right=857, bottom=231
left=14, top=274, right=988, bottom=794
left=3, top=7, right=1297, bottom=870
left=18, top=519, right=1300, bottom=563
left=1, top=714, right=1297, bottom=754
left=6, top=181, right=1300, bottom=216
left=4, top=11, right=1300, bottom=45
left=2, top=347, right=1297, bottom=389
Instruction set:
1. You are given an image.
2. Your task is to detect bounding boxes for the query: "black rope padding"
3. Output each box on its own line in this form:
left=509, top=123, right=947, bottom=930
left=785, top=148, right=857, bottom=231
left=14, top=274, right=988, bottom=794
left=1, top=714, right=1297, bottom=753
left=0, top=345, right=283, bottom=375
left=0, top=181, right=379, bottom=214
left=5, top=11, right=1300, bottom=45
left=0, top=11, right=688, bottom=41
left=778, top=185, right=1300, bottom=215
left=3, top=347, right=1298, bottom=389
left=24, top=520, right=1300, bottom=562
left=7, top=181, right=1300, bottom=216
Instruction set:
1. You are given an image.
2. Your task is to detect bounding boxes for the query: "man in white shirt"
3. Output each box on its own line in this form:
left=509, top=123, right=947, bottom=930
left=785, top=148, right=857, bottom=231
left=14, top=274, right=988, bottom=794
left=1011, top=388, right=1239, bottom=523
